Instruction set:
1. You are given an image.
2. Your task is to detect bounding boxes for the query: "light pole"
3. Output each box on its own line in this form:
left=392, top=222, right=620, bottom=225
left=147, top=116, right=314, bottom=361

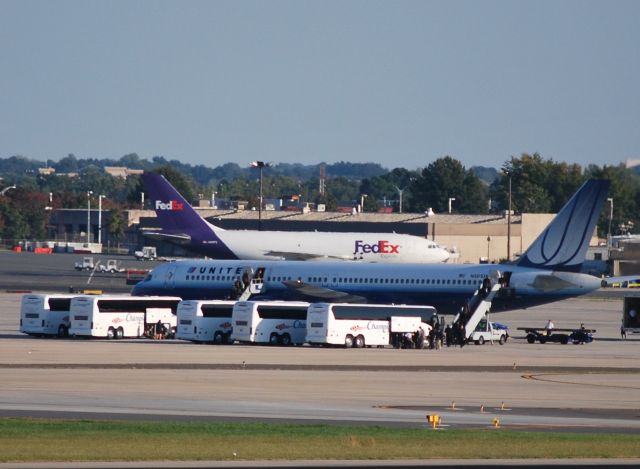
left=393, top=186, right=404, bottom=213
left=86, top=191, right=93, bottom=244
left=250, top=161, right=271, bottom=231
left=487, top=236, right=491, bottom=262
left=448, top=197, right=456, bottom=214
left=98, top=195, right=106, bottom=245
left=360, top=194, right=367, bottom=213
left=607, top=198, right=614, bottom=247
left=507, top=174, right=512, bottom=261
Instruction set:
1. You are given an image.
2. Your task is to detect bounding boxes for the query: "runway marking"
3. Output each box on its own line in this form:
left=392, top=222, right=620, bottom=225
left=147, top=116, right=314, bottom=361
left=522, top=373, right=640, bottom=390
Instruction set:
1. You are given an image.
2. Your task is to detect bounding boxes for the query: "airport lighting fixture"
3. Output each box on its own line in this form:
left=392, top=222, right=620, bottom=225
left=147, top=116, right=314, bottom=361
left=98, top=195, right=106, bottom=245
left=86, top=191, right=93, bottom=244
left=249, top=161, right=271, bottom=231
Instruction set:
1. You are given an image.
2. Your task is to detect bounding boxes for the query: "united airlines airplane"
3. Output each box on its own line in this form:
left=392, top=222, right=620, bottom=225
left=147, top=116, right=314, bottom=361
left=132, top=179, right=609, bottom=314
left=141, top=173, right=450, bottom=263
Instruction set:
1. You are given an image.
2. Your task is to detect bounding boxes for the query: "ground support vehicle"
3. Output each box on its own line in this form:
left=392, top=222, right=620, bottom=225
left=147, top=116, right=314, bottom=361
left=176, top=300, right=236, bottom=344
left=469, top=316, right=509, bottom=345
left=231, top=301, right=309, bottom=345
left=69, top=295, right=181, bottom=339
left=74, top=257, right=95, bottom=271
left=97, top=260, right=125, bottom=273
left=20, top=294, right=75, bottom=337
left=622, top=296, right=640, bottom=336
left=519, top=327, right=596, bottom=345
left=306, top=303, right=436, bottom=348
left=134, top=246, right=157, bottom=261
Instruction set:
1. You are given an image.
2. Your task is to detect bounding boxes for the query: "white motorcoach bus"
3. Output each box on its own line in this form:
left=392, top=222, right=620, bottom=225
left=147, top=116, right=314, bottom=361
left=231, top=301, right=309, bottom=345
left=176, top=300, right=236, bottom=344
left=69, top=295, right=181, bottom=339
left=306, top=303, right=437, bottom=348
left=20, top=294, right=76, bottom=337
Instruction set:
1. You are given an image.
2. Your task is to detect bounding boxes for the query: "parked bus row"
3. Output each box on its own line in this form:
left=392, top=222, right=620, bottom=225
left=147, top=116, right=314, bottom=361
left=19, top=294, right=437, bottom=348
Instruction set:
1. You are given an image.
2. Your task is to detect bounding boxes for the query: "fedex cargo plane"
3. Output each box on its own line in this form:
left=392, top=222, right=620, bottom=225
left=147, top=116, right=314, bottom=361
left=141, top=173, right=450, bottom=263
left=133, top=179, right=609, bottom=314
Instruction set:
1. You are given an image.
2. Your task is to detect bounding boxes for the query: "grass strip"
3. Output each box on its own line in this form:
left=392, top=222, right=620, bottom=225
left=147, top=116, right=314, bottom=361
left=0, top=418, right=639, bottom=462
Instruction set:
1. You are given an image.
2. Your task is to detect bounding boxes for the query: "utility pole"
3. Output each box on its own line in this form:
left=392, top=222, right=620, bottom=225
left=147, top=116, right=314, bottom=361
left=250, top=161, right=271, bottom=231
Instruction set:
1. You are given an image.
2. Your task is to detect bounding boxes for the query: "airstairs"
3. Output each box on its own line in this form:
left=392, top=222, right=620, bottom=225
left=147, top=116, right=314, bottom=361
left=453, top=270, right=503, bottom=340
left=234, top=267, right=266, bottom=301
left=237, top=278, right=264, bottom=301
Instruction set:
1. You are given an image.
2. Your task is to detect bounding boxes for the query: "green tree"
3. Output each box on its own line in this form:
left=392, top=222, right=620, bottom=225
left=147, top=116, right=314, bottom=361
left=585, top=164, right=640, bottom=237
left=108, top=207, right=126, bottom=246
left=150, top=166, right=197, bottom=203
left=409, top=156, right=488, bottom=214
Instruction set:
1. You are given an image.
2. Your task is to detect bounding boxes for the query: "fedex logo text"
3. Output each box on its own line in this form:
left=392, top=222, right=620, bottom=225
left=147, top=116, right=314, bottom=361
left=354, top=240, right=400, bottom=255
left=155, top=200, right=184, bottom=211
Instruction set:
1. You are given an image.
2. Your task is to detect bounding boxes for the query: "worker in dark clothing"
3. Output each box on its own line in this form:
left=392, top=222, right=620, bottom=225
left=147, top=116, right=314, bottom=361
left=154, top=320, right=164, bottom=340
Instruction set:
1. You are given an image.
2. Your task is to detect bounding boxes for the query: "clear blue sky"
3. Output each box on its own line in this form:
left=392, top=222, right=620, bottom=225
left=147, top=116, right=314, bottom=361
left=1, top=0, right=638, bottom=170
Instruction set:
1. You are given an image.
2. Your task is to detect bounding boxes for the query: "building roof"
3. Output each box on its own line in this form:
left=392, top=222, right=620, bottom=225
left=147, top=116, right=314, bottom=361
left=194, top=208, right=522, bottom=225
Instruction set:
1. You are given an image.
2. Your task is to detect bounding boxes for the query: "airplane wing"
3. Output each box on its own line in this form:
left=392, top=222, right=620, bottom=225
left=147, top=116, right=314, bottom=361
left=142, top=231, right=192, bottom=244
left=282, top=280, right=366, bottom=303
left=264, top=251, right=352, bottom=261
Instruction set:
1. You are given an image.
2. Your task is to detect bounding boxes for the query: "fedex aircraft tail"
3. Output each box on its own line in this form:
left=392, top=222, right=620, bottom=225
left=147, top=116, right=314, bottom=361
left=516, top=179, right=609, bottom=272
left=141, top=172, right=237, bottom=259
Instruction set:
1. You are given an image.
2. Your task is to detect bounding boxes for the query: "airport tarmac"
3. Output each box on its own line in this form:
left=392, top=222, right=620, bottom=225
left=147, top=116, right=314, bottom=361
left=1, top=274, right=639, bottom=435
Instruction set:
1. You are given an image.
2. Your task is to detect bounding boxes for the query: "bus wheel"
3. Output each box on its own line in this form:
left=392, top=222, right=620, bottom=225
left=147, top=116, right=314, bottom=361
left=213, top=331, right=224, bottom=345
left=107, top=328, right=116, bottom=340
left=281, top=333, right=292, bottom=346
left=115, top=327, right=124, bottom=339
left=354, top=335, right=365, bottom=348
left=344, top=335, right=354, bottom=348
left=57, top=325, right=68, bottom=338
left=269, top=333, right=280, bottom=345
left=224, top=333, right=233, bottom=345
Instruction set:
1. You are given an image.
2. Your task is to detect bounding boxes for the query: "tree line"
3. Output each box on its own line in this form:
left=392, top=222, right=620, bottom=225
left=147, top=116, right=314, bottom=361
left=0, top=152, right=637, bottom=242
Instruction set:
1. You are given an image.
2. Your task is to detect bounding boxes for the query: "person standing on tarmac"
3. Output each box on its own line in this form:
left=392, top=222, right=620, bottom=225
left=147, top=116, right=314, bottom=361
left=545, top=319, right=555, bottom=336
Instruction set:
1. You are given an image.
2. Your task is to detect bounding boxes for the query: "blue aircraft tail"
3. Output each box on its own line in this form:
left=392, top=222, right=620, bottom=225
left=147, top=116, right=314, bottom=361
left=141, top=172, right=237, bottom=259
left=515, top=179, right=610, bottom=272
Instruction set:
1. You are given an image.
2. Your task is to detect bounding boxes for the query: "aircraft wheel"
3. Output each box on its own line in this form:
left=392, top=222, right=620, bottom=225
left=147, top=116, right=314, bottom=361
left=344, top=334, right=354, bottom=348
left=354, top=335, right=365, bottom=348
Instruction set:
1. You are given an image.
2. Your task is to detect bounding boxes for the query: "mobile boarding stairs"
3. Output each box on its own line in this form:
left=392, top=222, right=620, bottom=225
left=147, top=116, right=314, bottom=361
left=452, top=270, right=504, bottom=340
